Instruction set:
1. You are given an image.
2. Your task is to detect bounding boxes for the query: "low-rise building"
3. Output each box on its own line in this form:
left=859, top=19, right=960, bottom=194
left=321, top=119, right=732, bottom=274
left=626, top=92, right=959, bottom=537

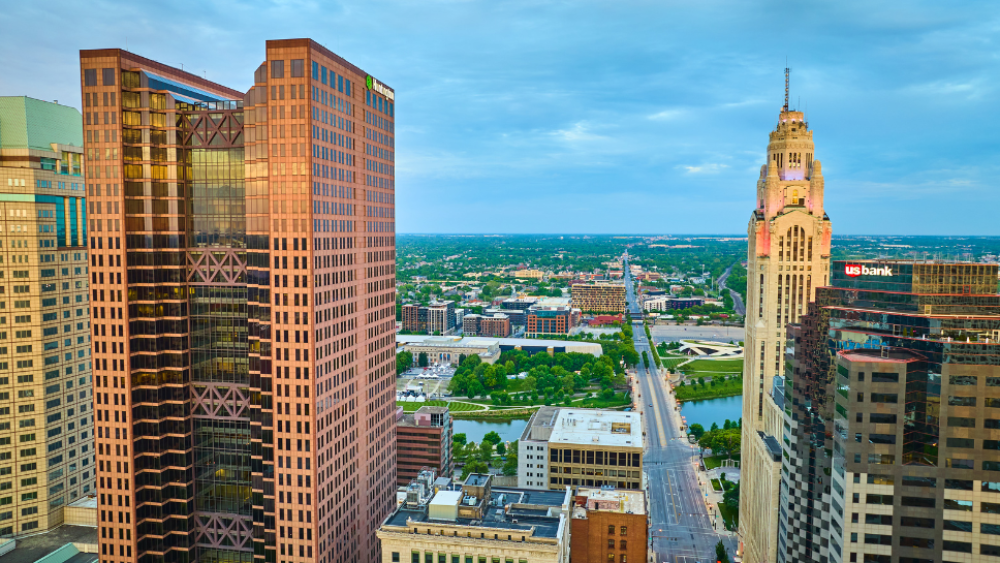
left=570, top=488, right=647, bottom=563
left=571, top=282, right=627, bottom=313
left=398, top=336, right=501, bottom=365
left=484, top=307, right=527, bottom=326
left=518, top=407, right=644, bottom=491
left=514, top=269, right=545, bottom=279
left=377, top=473, right=572, bottom=563
left=396, top=406, right=453, bottom=486
left=463, top=313, right=511, bottom=337
left=397, top=335, right=602, bottom=359
left=643, top=296, right=705, bottom=311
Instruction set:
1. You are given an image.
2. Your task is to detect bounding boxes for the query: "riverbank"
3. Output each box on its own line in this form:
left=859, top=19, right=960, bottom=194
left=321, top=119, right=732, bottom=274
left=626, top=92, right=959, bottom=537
left=674, top=379, right=742, bottom=402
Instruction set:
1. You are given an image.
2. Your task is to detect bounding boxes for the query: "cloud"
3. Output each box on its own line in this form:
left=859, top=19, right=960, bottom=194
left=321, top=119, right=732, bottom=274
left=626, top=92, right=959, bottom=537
left=549, top=121, right=607, bottom=143
left=648, top=108, right=686, bottom=120
left=680, top=163, right=730, bottom=175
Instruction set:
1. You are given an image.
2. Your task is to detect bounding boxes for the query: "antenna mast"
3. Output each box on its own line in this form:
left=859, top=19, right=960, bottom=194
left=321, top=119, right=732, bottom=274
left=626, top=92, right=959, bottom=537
left=783, top=67, right=790, bottom=112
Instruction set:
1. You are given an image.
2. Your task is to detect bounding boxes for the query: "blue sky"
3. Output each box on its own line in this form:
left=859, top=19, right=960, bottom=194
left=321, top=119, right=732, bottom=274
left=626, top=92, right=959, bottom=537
left=2, top=0, right=997, bottom=235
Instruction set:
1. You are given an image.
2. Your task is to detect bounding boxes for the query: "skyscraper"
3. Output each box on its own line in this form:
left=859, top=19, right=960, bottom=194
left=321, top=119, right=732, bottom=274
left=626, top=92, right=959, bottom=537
left=0, top=96, right=92, bottom=535
left=80, top=39, right=397, bottom=563
left=739, top=82, right=832, bottom=563
left=779, top=261, right=1000, bottom=563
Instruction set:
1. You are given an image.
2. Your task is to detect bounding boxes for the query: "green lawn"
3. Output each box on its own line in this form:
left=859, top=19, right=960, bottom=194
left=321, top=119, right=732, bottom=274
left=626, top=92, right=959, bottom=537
left=399, top=400, right=487, bottom=412
left=680, top=359, right=744, bottom=374
left=718, top=502, right=739, bottom=531
left=703, top=455, right=738, bottom=470
left=711, top=478, right=723, bottom=492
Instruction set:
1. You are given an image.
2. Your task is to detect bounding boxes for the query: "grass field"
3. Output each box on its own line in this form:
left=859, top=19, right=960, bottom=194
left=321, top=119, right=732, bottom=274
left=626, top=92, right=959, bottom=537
left=703, top=455, right=738, bottom=470
left=711, top=479, right=723, bottom=492
left=718, top=502, right=738, bottom=531
left=681, top=359, right=744, bottom=374
left=399, top=400, right=487, bottom=412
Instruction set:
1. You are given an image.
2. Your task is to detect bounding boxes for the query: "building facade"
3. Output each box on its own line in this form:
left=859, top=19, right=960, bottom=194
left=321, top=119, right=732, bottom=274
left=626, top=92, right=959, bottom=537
left=569, top=488, right=646, bottom=563
left=402, top=301, right=454, bottom=335
left=739, top=99, right=832, bottom=563
left=402, top=303, right=425, bottom=333
left=517, top=407, right=643, bottom=492
left=395, top=406, right=452, bottom=487
left=80, top=40, right=397, bottom=563
left=570, top=282, right=625, bottom=314
left=464, top=314, right=510, bottom=338
left=377, top=473, right=571, bottom=563
left=0, top=97, right=92, bottom=536
left=778, top=261, right=1000, bottom=563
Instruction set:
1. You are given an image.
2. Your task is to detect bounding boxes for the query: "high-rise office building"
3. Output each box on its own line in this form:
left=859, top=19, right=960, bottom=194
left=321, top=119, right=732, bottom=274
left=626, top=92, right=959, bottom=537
left=739, top=88, right=832, bottom=563
left=0, top=96, right=92, bottom=536
left=779, top=261, right=1000, bottom=563
left=80, top=39, right=397, bottom=563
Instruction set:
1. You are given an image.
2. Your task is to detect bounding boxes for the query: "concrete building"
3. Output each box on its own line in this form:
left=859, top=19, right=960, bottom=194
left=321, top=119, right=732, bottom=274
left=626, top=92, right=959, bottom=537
left=569, top=488, right=647, bottom=563
left=402, top=303, right=426, bottom=333
left=739, top=93, right=832, bottom=563
left=397, top=335, right=602, bottom=360
left=642, top=296, right=704, bottom=311
left=778, top=261, right=1000, bottom=563
left=0, top=97, right=93, bottom=536
left=81, top=41, right=397, bottom=563
left=464, top=314, right=511, bottom=338
left=377, top=473, right=571, bottom=563
left=500, top=296, right=539, bottom=313
left=395, top=406, right=452, bottom=487
left=570, top=282, right=626, bottom=313
left=514, top=269, right=544, bottom=279
left=517, top=407, right=643, bottom=491
left=483, top=307, right=526, bottom=326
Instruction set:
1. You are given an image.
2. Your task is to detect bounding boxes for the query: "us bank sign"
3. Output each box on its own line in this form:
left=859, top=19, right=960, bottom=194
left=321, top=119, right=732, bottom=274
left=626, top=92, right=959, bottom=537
left=366, top=75, right=394, bottom=101
left=845, top=264, right=893, bottom=277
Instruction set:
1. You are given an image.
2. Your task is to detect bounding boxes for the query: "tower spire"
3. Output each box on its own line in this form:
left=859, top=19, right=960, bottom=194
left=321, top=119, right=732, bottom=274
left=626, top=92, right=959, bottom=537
left=784, top=66, right=790, bottom=112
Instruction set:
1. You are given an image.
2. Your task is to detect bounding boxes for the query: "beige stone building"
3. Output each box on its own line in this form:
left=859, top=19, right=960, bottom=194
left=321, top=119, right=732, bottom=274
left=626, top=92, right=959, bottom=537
left=514, top=268, right=544, bottom=279
left=0, top=97, right=93, bottom=536
left=738, top=98, right=832, bottom=563
left=570, top=282, right=625, bottom=313
left=517, top=407, right=643, bottom=491
left=377, top=473, right=571, bottom=563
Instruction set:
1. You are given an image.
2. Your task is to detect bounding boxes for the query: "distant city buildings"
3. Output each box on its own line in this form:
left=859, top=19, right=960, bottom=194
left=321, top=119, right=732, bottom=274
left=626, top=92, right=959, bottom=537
left=642, top=296, right=704, bottom=311
left=514, top=268, right=545, bottom=279
left=570, top=488, right=647, bottom=563
left=403, top=300, right=456, bottom=334
left=395, top=406, right=453, bottom=487
left=396, top=335, right=602, bottom=362
left=518, top=407, right=643, bottom=491
left=570, top=282, right=626, bottom=313
left=463, top=313, right=511, bottom=337
left=0, top=96, right=93, bottom=535
left=377, top=473, right=572, bottom=563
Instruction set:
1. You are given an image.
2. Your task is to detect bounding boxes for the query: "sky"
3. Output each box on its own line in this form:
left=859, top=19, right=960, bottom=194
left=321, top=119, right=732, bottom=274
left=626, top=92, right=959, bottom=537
left=1, top=0, right=998, bottom=235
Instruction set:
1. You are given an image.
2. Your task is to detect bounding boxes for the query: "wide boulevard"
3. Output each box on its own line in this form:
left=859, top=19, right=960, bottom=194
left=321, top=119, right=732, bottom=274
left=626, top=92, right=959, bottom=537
left=624, top=253, right=739, bottom=563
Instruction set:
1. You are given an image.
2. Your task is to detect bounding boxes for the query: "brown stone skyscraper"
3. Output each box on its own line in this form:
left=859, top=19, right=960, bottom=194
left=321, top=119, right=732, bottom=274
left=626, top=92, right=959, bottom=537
left=80, top=39, right=397, bottom=563
left=738, top=88, right=832, bottom=563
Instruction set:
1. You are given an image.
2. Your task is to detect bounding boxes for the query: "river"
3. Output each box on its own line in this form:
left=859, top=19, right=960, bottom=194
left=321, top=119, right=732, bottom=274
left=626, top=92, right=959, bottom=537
left=452, top=417, right=528, bottom=444
left=679, top=394, right=743, bottom=431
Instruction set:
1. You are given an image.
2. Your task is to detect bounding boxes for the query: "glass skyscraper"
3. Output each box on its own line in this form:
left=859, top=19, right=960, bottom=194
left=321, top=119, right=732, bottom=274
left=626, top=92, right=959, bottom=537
left=81, top=40, right=397, bottom=563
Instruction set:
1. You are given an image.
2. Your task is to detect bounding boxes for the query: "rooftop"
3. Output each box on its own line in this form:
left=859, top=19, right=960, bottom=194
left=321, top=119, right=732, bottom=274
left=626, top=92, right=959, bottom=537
left=526, top=408, right=642, bottom=448
left=1, top=526, right=97, bottom=563
left=383, top=487, right=570, bottom=539
left=397, top=335, right=601, bottom=356
left=572, top=488, right=646, bottom=518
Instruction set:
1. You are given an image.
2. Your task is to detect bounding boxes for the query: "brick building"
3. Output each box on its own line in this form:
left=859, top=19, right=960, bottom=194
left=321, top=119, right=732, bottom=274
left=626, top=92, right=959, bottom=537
left=395, top=406, right=452, bottom=486
left=571, top=282, right=626, bottom=313
left=570, top=488, right=647, bottom=563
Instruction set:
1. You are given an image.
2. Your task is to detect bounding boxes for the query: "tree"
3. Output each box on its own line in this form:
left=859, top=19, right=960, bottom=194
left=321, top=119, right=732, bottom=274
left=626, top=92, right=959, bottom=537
left=467, top=379, right=485, bottom=399
left=418, top=352, right=429, bottom=367
left=502, top=455, right=518, bottom=476
left=689, top=423, right=705, bottom=440
left=496, top=442, right=507, bottom=457
left=483, top=431, right=502, bottom=446
left=453, top=433, right=467, bottom=447
left=715, top=540, right=732, bottom=563
left=396, top=351, right=413, bottom=374
left=461, top=460, right=488, bottom=480
left=723, top=480, right=740, bottom=510
left=478, top=441, right=494, bottom=462
left=641, top=351, right=649, bottom=369
left=723, top=419, right=732, bottom=430
left=710, top=422, right=719, bottom=432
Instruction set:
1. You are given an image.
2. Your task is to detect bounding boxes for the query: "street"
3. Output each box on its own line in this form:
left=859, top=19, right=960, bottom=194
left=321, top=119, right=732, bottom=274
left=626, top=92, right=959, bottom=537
left=623, top=253, right=738, bottom=563
left=717, top=263, right=746, bottom=316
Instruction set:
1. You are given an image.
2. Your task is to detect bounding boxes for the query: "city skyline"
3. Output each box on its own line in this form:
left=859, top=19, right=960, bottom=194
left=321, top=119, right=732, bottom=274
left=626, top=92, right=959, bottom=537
left=1, top=1, right=997, bottom=235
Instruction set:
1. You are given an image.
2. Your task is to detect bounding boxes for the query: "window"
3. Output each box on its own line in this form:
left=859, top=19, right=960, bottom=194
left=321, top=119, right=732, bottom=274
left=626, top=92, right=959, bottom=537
left=901, top=496, right=935, bottom=508
left=948, top=416, right=975, bottom=427
left=870, top=393, right=898, bottom=404
left=941, top=541, right=971, bottom=553
left=84, top=69, right=97, bottom=86
left=271, top=60, right=284, bottom=79
left=620, top=526, right=627, bottom=536
left=864, top=534, right=892, bottom=545
left=872, top=372, right=899, bottom=383
left=102, top=68, right=115, bottom=86
left=982, top=502, right=1000, bottom=514
left=899, top=537, right=933, bottom=549
left=391, top=553, right=399, bottom=563
left=291, top=59, right=304, bottom=77
left=943, top=519, right=972, bottom=532
left=949, top=375, right=977, bottom=385
left=983, top=545, right=1000, bottom=557
left=983, top=524, right=1000, bottom=536
left=944, top=498, right=973, bottom=511
left=947, top=437, right=974, bottom=448
left=608, top=525, right=614, bottom=535
left=866, top=494, right=893, bottom=505
left=948, top=396, right=976, bottom=407
left=944, top=479, right=973, bottom=490
left=869, top=434, right=896, bottom=445
left=870, top=413, right=897, bottom=424
left=866, top=514, right=893, bottom=525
